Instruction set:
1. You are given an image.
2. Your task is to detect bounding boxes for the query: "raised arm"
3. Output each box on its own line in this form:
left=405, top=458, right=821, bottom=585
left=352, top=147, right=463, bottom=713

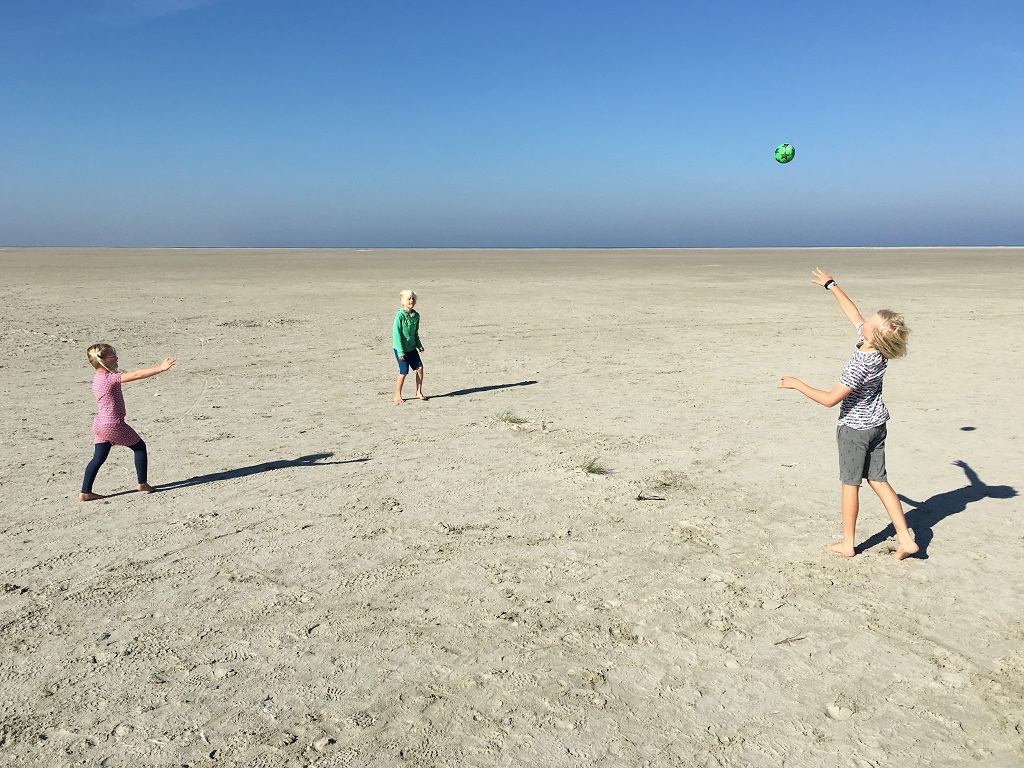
left=812, top=269, right=864, bottom=329
left=120, top=358, right=176, bottom=383
left=778, top=376, right=852, bottom=408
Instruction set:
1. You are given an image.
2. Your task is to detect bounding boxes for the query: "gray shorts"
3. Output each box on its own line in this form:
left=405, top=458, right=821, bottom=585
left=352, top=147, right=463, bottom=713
left=837, top=423, right=888, bottom=486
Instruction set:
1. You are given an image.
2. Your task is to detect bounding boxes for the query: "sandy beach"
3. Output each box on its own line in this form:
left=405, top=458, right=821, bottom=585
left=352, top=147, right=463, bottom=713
left=1, top=247, right=1022, bottom=767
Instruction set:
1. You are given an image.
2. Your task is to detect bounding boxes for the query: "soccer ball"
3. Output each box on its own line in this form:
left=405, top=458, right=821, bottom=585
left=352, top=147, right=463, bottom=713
left=774, top=143, right=795, bottom=164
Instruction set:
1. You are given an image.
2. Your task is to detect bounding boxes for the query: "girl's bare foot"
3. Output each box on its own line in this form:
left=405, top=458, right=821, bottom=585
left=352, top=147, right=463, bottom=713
left=416, top=393, right=428, bottom=401
left=79, top=492, right=105, bottom=501
left=138, top=483, right=155, bottom=493
left=394, top=396, right=404, bottom=404
left=893, top=539, right=920, bottom=560
left=827, top=541, right=856, bottom=557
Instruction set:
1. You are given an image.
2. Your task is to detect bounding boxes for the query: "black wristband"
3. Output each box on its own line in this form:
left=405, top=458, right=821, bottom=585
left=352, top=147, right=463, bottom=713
left=823, top=279, right=837, bottom=290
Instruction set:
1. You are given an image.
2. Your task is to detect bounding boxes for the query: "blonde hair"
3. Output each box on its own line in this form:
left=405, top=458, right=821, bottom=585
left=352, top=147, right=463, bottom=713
left=399, top=290, right=417, bottom=302
left=87, top=343, right=117, bottom=372
left=871, top=310, right=910, bottom=359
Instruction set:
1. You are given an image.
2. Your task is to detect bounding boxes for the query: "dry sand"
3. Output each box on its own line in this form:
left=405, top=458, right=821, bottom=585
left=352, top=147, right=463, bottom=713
left=1, top=247, right=1022, bottom=767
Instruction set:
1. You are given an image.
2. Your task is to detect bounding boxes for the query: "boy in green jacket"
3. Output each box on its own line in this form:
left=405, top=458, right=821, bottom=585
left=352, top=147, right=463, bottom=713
left=393, top=290, right=426, bottom=403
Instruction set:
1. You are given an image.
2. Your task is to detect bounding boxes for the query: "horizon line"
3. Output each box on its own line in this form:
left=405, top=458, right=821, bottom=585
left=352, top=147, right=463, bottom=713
left=2, top=245, right=1022, bottom=251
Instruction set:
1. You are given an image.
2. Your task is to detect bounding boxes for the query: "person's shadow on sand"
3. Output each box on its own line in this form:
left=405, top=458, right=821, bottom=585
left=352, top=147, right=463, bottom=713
left=859, top=460, right=1017, bottom=558
left=155, top=452, right=367, bottom=491
left=433, top=380, right=538, bottom=398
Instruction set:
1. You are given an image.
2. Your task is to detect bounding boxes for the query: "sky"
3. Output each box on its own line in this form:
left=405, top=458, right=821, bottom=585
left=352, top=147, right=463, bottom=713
left=1, top=0, right=1022, bottom=247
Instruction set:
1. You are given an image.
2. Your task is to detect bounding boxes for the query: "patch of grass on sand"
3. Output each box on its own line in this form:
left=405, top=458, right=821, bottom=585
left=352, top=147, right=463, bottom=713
left=581, top=457, right=611, bottom=475
left=497, top=410, right=528, bottom=425
left=647, top=470, right=690, bottom=491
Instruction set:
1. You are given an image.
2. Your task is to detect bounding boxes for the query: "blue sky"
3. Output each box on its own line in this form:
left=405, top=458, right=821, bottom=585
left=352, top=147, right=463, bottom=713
left=2, top=0, right=1022, bottom=247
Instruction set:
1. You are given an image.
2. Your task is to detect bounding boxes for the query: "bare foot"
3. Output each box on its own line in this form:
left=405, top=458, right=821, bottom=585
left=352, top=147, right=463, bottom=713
left=79, top=492, right=105, bottom=501
left=416, top=393, right=428, bottom=401
left=138, top=483, right=155, bottom=493
left=394, top=396, right=404, bottom=404
left=893, top=539, right=920, bottom=560
left=827, top=541, right=856, bottom=557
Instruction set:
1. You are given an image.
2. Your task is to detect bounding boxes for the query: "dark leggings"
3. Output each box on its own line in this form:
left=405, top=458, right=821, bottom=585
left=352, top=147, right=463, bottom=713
left=81, top=440, right=148, bottom=493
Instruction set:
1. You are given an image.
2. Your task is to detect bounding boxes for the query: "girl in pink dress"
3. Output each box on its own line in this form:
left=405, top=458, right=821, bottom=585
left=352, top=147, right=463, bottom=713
left=80, top=344, right=176, bottom=501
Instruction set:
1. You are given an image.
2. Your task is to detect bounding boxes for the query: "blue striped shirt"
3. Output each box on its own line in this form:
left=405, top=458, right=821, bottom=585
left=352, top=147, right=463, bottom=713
left=838, top=325, right=889, bottom=429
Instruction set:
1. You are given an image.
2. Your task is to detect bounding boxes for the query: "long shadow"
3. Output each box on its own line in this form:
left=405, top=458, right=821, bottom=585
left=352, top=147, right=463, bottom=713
left=432, top=380, right=538, bottom=398
left=858, top=460, right=1017, bottom=558
left=155, top=452, right=368, bottom=491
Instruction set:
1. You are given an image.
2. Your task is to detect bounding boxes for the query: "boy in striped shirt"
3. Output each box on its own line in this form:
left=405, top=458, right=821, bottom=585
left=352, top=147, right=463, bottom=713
left=779, top=269, right=919, bottom=560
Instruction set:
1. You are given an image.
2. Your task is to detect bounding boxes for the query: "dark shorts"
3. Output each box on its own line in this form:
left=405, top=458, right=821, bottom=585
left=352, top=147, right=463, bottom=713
left=837, top=423, right=888, bottom=486
left=395, top=348, right=422, bottom=375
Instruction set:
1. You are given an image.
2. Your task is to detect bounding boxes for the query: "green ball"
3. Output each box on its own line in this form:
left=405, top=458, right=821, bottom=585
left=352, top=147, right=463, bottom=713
left=774, top=143, right=795, bottom=164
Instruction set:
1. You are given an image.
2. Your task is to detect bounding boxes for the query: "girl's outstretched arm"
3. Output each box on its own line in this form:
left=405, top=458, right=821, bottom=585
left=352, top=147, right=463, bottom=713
left=121, top=358, right=176, bottom=383
left=812, top=269, right=865, bottom=328
left=778, top=376, right=852, bottom=408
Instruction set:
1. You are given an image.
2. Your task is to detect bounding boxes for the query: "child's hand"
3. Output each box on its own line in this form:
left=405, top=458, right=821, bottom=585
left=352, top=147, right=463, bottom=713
left=160, top=358, right=176, bottom=371
left=778, top=376, right=800, bottom=390
left=418, top=347, right=425, bottom=353
left=811, top=268, right=833, bottom=287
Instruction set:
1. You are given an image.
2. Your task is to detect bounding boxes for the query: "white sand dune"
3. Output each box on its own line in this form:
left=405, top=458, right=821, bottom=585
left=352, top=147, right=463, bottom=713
left=1, top=248, right=1022, bottom=766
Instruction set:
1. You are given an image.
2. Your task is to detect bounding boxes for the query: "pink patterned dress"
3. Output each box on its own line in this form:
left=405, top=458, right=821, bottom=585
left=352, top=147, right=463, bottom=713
left=91, top=370, right=142, bottom=446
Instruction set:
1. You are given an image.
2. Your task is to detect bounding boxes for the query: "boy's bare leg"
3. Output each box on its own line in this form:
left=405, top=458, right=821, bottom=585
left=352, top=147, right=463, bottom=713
left=394, top=373, right=407, bottom=403
left=827, top=483, right=860, bottom=557
left=415, top=367, right=427, bottom=400
left=79, top=492, right=105, bottom=501
left=867, top=479, right=919, bottom=559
